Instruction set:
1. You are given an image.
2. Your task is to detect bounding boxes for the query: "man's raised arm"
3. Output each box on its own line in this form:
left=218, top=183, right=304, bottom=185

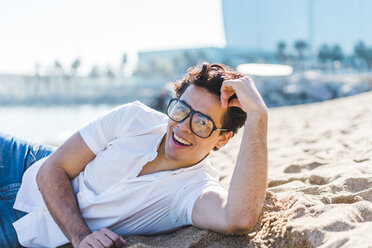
left=192, top=76, right=268, bottom=234
left=225, top=108, right=267, bottom=233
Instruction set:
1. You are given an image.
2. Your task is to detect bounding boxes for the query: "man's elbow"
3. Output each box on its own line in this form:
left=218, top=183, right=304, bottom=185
left=36, top=162, right=57, bottom=188
left=36, top=164, right=48, bottom=189
left=226, top=214, right=258, bottom=235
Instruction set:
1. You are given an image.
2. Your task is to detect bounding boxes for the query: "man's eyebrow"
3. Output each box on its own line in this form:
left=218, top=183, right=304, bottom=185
left=182, top=99, right=198, bottom=113
left=182, top=99, right=218, bottom=124
left=181, top=98, right=190, bottom=106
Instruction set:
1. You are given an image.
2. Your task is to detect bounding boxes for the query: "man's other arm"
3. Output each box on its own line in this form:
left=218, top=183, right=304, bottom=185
left=36, top=132, right=125, bottom=247
left=192, top=77, right=268, bottom=234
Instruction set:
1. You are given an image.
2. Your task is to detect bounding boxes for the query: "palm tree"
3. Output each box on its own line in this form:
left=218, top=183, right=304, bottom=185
left=294, top=40, right=308, bottom=60
left=54, top=60, right=64, bottom=75
left=354, top=41, right=367, bottom=70
left=318, top=44, right=330, bottom=64
left=277, top=41, right=287, bottom=62
left=90, top=66, right=100, bottom=78
left=120, top=53, right=127, bottom=77
left=106, top=66, right=116, bottom=79
left=354, top=41, right=367, bottom=59
left=70, top=58, right=81, bottom=76
left=365, top=48, right=372, bottom=71
left=330, top=45, right=343, bottom=62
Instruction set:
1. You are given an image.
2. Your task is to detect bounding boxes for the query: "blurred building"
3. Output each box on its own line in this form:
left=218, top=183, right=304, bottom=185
left=222, top=0, right=372, bottom=54
left=134, top=0, right=372, bottom=87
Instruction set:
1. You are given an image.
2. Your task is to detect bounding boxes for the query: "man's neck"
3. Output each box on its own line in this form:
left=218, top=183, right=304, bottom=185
left=157, top=140, right=210, bottom=171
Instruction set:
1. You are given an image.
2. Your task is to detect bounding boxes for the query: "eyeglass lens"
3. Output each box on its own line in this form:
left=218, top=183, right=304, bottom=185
left=167, top=99, right=214, bottom=138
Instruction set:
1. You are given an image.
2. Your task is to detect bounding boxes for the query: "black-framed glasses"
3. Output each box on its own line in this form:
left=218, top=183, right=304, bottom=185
left=166, top=98, right=229, bottom=138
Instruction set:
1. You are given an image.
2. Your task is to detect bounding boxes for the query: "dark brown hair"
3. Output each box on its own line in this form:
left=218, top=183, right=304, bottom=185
left=174, top=63, right=247, bottom=149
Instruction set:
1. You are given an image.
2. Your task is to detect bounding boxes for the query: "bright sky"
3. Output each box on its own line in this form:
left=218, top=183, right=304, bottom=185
left=0, top=0, right=225, bottom=75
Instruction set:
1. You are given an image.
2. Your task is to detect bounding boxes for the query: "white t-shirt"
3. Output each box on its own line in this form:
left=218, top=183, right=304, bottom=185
left=13, top=101, right=226, bottom=248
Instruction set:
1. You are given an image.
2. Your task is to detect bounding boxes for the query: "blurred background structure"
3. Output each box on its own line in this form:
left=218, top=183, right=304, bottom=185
left=1, top=0, right=372, bottom=144
left=223, top=0, right=372, bottom=57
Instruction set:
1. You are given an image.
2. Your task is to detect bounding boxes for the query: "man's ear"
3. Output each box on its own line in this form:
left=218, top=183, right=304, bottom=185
left=215, top=131, right=233, bottom=149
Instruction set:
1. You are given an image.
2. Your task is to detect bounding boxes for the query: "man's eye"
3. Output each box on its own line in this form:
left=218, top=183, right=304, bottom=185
left=177, top=106, right=187, bottom=112
left=199, top=119, right=209, bottom=126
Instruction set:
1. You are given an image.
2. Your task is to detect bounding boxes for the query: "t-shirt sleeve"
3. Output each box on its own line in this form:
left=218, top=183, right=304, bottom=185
left=169, top=178, right=227, bottom=226
left=79, top=101, right=166, bottom=155
left=79, top=103, right=131, bottom=154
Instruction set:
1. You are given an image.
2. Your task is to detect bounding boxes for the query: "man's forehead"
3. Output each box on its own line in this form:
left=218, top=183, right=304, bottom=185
left=180, top=86, right=220, bottom=108
left=179, top=86, right=225, bottom=124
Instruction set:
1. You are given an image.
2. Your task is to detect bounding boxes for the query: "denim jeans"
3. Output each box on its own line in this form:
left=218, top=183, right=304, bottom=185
left=0, top=132, right=55, bottom=248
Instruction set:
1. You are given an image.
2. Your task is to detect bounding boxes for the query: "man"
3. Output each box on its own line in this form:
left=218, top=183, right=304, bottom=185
left=0, top=63, right=268, bottom=247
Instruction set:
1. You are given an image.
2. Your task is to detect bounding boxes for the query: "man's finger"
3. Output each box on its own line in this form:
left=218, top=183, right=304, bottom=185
left=102, top=228, right=126, bottom=247
left=94, top=231, right=114, bottom=248
left=77, top=240, right=94, bottom=248
left=87, top=235, right=104, bottom=248
left=220, top=82, right=236, bottom=107
left=228, top=98, right=241, bottom=108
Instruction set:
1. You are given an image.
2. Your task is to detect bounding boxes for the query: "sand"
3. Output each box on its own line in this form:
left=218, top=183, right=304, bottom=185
left=63, top=91, right=372, bottom=248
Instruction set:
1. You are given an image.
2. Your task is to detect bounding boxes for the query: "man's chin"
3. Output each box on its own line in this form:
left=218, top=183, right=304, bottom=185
left=164, top=150, right=185, bottom=161
left=164, top=147, right=192, bottom=162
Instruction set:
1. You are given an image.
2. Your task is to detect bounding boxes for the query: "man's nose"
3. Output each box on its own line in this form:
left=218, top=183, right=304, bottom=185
left=177, top=116, right=193, bottom=134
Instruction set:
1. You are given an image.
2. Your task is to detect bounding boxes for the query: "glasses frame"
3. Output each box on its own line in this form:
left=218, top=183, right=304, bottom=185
left=166, top=98, right=229, bottom=139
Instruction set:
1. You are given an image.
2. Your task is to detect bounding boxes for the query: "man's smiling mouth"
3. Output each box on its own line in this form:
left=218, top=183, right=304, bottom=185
left=173, top=132, right=192, bottom=146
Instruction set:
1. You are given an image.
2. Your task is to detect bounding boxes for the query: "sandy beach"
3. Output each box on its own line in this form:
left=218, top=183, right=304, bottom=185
left=104, top=90, right=371, bottom=248
left=50, top=91, right=372, bottom=248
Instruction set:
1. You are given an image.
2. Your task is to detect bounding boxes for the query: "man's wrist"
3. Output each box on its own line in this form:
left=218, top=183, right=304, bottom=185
left=244, top=109, right=268, bottom=126
left=71, top=230, right=91, bottom=247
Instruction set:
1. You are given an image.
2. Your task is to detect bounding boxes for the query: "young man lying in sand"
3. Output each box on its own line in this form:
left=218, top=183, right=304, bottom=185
left=0, top=63, right=268, bottom=248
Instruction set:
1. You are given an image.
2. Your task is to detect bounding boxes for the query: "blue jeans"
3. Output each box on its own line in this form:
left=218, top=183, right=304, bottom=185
left=0, top=132, right=55, bottom=248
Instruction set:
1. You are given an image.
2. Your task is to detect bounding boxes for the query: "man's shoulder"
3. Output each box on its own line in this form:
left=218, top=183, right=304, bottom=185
left=124, top=100, right=167, bottom=118
left=108, top=100, right=168, bottom=126
left=135, top=100, right=166, bottom=113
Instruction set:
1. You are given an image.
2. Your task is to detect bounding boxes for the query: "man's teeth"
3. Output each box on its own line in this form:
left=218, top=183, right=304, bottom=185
left=174, top=133, right=191, bottom=146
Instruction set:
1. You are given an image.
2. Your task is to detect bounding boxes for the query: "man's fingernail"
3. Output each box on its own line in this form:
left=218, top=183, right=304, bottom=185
left=120, top=237, right=127, bottom=244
